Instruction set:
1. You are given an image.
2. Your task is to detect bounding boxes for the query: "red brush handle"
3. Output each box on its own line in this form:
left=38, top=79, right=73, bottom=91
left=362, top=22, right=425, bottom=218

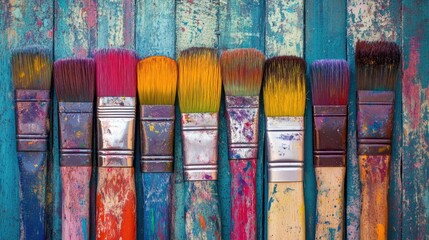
left=230, top=159, right=257, bottom=240
left=96, top=167, right=136, bottom=240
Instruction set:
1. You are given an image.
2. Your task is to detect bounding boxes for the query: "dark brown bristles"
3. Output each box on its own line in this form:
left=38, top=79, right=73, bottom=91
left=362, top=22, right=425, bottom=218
left=311, top=59, right=350, bottom=105
left=54, top=58, right=95, bottom=102
left=355, top=41, right=401, bottom=91
left=12, top=46, right=52, bottom=90
left=94, top=48, right=138, bottom=97
left=220, top=48, right=265, bottom=96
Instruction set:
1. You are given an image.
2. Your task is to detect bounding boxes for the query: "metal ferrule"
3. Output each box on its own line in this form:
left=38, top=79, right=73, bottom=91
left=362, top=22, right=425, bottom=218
left=140, top=105, right=175, bottom=173
left=313, top=105, right=347, bottom=167
left=225, top=96, right=259, bottom=160
left=181, top=112, right=219, bottom=181
left=97, top=97, right=136, bottom=167
left=59, top=102, right=93, bottom=166
left=357, top=91, right=394, bottom=155
left=15, top=90, right=50, bottom=152
left=266, top=116, right=304, bottom=182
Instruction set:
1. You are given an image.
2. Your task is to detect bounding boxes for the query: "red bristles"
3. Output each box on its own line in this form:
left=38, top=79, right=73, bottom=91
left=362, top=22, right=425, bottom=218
left=94, top=48, right=138, bottom=97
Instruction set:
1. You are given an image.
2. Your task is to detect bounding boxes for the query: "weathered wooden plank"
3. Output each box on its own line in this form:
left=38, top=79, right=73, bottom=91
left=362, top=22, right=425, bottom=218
left=346, top=1, right=402, bottom=239
left=402, top=1, right=429, bottom=239
left=265, top=0, right=304, bottom=58
left=135, top=0, right=175, bottom=58
left=0, top=1, right=54, bottom=239
left=97, top=0, right=135, bottom=48
left=304, top=1, right=347, bottom=239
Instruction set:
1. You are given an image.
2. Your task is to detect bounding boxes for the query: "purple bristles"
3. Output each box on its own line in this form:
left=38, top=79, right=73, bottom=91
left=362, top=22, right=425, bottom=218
left=310, top=59, right=350, bottom=105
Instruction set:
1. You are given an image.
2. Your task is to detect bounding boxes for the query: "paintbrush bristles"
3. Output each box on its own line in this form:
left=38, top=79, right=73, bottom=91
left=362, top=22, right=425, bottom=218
left=137, top=56, right=178, bottom=105
left=95, top=48, right=137, bottom=97
left=311, top=60, right=350, bottom=105
left=54, top=58, right=95, bottom=102
left=220, top=49, right=265, bottom=96
left=12, top=46, right=52, bottom=90
left=263, top=56, right=306, bottom=117
left=178, top=47, right=221, bottom=113
left=355, top=41, right=401, bottom=91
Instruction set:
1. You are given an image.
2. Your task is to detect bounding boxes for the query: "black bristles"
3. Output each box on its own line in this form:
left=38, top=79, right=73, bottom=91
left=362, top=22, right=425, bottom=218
left=355, top=41, right=401, bottom=90
left=54, top=58, right=95, bottom=102
left=311, top=59, right=350, bottom=105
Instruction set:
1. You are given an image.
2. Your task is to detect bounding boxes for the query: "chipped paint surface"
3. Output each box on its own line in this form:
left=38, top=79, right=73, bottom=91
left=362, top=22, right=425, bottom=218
left=265, top=0, right=304, bottom=57
left=96, top=168, right=136, bottom=240
left=61, top=167, right=91, bottom=240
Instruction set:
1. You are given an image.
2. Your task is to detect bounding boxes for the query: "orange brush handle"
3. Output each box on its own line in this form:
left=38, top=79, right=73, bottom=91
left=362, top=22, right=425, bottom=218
left=96, top=167, right=136, bottom=240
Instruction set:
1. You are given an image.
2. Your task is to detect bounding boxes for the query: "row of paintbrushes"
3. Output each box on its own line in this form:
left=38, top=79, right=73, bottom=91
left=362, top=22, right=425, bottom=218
left=11, top=40, right=400, bottom=240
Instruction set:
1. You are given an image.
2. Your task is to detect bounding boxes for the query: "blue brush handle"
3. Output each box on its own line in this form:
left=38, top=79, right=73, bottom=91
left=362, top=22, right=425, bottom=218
left=142, top=172, right=173, bottom=240
left=18, top=152, right=47, bottom=240
left=185, top=181, right=221, bottom=240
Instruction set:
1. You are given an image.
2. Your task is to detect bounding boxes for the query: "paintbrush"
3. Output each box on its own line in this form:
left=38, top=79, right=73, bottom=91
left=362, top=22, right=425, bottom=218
left=263, top=56, right=306, bottom=240
left=355, top=40, right=400, bottom=240
left=11, top=46, right=52, bottom=240
left=94, top=48, right=138, bottom=240
left=220, top=48, right=264, bottom=240
left=54, top=58, right=95, bottom=240
left=137, top=56, right=177, bottom=239
left=310, top=59, right=350, bottom=239
left=178, top=47, right=222, bottom=239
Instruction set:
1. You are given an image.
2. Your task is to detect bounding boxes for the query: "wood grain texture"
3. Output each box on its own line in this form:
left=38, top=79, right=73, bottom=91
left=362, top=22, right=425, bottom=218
left=346, top=1, right=401, bottom=239
left=96, top=168, right=136, bottom=240
left=402, top=0, right=429, bottom=238
left=230, top=159, right=257, bottom=240
left=184, top=181, right=222, bottom=240
left=61, top=167, right=91, bottom=240
left=142, top=173, right=173, bottom=240
left=315, top=167, right=346, bottom=240
left=267, top=182, right=305, bottom=240
left=265, top=0, right=304, bottom=57
left=97, top=0, right=135, bottom=48
left=135, top=0, right=175, bottom=58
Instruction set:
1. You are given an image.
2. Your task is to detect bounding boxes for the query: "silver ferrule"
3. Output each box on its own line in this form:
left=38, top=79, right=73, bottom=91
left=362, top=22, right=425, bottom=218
left=97, top=97, right=136, bottom=167
left=266, top=116, right=304, bottom=182
left=225, top=96, right=259, bottom=160
left=181, top=112, right=219, bottom=181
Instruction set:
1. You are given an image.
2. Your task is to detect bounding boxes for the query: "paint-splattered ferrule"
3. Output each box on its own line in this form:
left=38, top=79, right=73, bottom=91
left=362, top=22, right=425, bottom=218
left=140, top=105, right=175, bottom=172
left=357, top=91, right=394, bottom=155
left=15, top=90, right=50, bottom=152
left=266, top=117, right=304, bottom=182
left=59, top=102, right=93, bottom=166
left=181, top=112, right=219, bottom=181
left=225, top=96, right=259, bottom=160
left=313, top=105, right=347, bottom=167
left=97, top=97, right=136, bottom=167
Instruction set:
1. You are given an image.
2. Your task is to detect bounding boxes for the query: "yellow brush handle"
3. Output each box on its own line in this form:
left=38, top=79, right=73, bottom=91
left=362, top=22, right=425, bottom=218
left=315, top=167, right=346, bottom=240
left=267, top=182, right=305, bottom=240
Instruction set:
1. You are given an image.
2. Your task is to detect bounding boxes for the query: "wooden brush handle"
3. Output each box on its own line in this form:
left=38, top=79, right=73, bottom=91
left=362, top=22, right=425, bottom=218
left=184, top=181, right=221, bottom=239
left=359, top=155, right=390, bottom=240
left=142, top=172, right=173, bottom=240
left=61, top=166, right=91, bottom=240
left=18, top=152, right=47, bottom=240
left=96, top=167, right=136, bottom=240
left=230, top=159, right=257, bottom=240
left=315, top=167, right=346, bottom=239
left=267, top=182, right=305, bottom=240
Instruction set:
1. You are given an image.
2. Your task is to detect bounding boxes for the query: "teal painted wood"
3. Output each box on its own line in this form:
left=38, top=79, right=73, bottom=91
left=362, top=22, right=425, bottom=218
left=54, top=1, right=98, bottom=239
left=0, top=1, right=54, bottom=239
left=402, top=1, right=429, bottom=238
left=135, top=0, right=176, bottom=58
left=346, top=1, right=402, bottom=239
left=305, top=1, right=347, bottom=239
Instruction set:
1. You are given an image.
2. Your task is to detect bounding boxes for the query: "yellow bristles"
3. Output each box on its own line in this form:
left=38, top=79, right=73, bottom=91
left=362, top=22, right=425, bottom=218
left=263, top=56, right=306, bottom=117
left=178, top=48, right=222, bottom=113
left=137, top=56, right=178, bottom=105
